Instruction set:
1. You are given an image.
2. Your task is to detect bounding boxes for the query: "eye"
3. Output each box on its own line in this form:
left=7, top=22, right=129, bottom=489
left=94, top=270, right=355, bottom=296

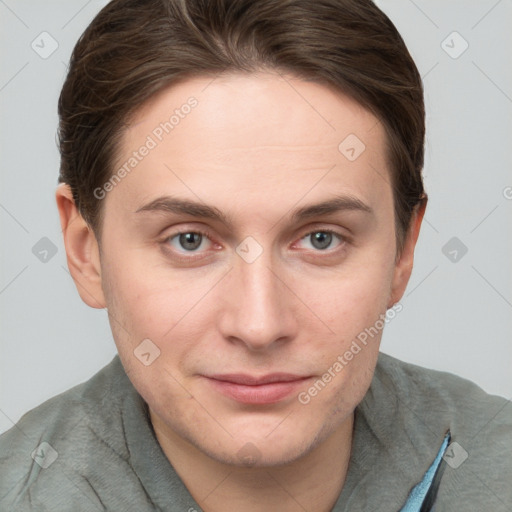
left=296, top=230, right=345, bottom=251
left=166, top=231, right=212, bottom=253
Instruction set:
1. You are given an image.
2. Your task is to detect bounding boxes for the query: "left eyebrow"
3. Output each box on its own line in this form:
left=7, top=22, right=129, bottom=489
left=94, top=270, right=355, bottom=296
left=134, top=194, right=373, bottom=229
left=290, top=195, right=373, bottom=223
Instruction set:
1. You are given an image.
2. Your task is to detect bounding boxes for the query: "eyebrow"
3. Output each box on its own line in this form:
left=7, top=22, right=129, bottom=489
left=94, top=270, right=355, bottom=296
left=135, top=194, right=373, bottom=229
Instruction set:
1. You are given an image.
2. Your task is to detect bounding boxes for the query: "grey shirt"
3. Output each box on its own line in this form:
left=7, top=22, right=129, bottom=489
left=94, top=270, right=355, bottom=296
left=1, top=352, right=511, bottom=511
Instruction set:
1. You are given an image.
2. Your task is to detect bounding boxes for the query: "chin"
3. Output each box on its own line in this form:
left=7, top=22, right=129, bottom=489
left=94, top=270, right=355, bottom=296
left=218, top=439, right=313, bottom=468
left=187, top=421, right=331, bottom=469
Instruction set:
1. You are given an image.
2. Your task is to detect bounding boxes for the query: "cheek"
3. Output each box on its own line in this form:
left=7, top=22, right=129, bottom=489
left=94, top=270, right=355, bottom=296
left=295, top=274, right=386, bottom=422
left=302, top=251, right=395, bottom=404
left=101, top=245, right=191, bottom=327
left=100, top=250, right=225, bottom=371
left=298, top=257, right=394, bottom=340
left=100, top=260, right=205, bottom=406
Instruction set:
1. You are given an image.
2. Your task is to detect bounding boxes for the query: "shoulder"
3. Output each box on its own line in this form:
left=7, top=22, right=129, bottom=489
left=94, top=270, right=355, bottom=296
left=375, top=352, right=512, bottom=509
left=0, top=355, right=126, bottom=454
left=375, top=351, right=512, bottom=429
left=0, top=356, right=134, bottom=510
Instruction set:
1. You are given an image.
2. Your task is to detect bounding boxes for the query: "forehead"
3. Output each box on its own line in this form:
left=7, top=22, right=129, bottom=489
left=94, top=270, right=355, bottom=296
left=109, top=71, right=391, bottom=220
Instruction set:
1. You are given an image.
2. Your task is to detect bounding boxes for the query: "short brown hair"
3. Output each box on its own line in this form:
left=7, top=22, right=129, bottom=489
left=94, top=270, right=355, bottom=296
left=58, top=0, right=425, bottom=254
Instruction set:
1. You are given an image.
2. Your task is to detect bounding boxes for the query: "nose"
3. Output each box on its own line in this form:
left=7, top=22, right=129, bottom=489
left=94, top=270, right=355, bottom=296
left=217, top=249, right=298, bottom=352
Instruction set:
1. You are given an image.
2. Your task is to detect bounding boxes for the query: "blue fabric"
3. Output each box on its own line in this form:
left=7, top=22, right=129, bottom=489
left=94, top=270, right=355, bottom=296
left=399, top=431, right=451, bottom=511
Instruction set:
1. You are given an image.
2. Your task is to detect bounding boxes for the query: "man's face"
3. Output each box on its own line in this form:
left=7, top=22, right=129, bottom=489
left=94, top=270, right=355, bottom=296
left=98, top=71, right=402, bottom=466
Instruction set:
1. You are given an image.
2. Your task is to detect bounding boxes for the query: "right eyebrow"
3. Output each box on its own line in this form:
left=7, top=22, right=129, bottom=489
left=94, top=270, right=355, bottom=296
left=135, top=196, right=235, bottom=228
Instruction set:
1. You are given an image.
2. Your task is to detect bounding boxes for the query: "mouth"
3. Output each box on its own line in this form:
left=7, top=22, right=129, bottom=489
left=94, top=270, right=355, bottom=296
left=204, top=373, right=312, bottom=404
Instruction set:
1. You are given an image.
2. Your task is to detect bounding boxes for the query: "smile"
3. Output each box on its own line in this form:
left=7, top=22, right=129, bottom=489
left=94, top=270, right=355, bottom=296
left=204, top=373, right=312, bottom=404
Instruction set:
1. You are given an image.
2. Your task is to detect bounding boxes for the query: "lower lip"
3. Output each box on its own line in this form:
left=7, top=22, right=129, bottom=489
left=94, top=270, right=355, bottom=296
left=206, top=378, right=309, bottom=404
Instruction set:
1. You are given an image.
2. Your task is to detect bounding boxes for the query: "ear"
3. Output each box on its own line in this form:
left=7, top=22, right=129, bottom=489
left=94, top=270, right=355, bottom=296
left=388, top=196, right=427, bottom=307
left=55, top=183, right=106, bottom=309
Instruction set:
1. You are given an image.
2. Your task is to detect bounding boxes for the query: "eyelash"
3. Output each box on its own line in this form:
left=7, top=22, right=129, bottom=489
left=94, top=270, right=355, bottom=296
left=161, top=227, right=347, bottom=262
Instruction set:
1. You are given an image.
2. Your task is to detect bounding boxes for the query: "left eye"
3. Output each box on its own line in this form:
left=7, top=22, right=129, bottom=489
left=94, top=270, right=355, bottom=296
left=167, top=232, right=211, bottom=252
left=297, top=231, right=344, bottom=251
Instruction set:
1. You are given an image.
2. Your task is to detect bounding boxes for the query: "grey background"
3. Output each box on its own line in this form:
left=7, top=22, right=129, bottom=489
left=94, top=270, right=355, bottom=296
left=1, top=0, right=511, bottom=435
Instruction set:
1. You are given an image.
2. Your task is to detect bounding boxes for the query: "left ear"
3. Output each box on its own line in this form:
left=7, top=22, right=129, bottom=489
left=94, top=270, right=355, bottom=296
left=388, top=195, right=427, bottom=307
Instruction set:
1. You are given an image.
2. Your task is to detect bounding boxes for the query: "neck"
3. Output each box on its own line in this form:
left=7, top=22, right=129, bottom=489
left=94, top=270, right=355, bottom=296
left=150, top=411, right=354, bottom=512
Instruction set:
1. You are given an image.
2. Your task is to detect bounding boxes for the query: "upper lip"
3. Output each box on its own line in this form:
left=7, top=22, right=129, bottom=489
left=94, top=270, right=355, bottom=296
left=206, top=373, right=310, bottom=386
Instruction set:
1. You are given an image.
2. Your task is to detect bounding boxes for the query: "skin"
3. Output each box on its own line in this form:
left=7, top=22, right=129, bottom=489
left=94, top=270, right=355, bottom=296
left=56, top=70, right=426, bottom=511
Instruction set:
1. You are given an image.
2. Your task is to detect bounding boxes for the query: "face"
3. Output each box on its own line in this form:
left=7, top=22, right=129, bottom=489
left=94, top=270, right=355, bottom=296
left=94, top=71, right=409, bottom=466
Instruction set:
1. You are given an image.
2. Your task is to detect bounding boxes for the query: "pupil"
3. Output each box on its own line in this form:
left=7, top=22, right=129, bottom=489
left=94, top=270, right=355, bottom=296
left=180, top=233, right=201, bottom=250
left=312, top=232, right=332, bottom=250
